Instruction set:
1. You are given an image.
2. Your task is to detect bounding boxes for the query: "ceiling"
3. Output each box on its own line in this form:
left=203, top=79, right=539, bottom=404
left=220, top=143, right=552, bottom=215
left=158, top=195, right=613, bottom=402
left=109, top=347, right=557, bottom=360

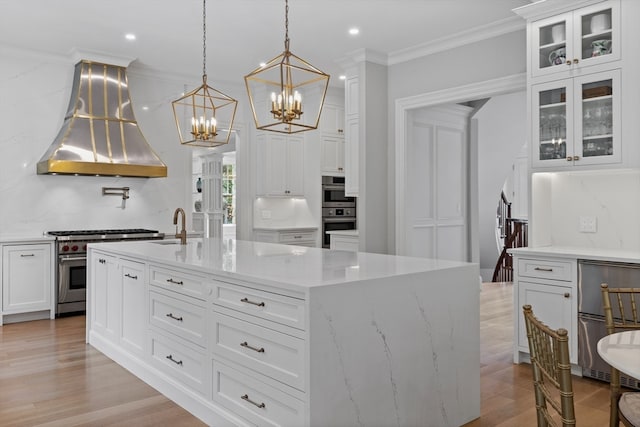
left=0, top=0, right=532, bottom=88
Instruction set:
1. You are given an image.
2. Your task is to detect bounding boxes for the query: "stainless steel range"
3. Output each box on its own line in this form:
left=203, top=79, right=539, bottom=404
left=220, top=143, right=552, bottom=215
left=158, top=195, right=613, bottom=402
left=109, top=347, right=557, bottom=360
left=47, top=229, right=164, bottom=315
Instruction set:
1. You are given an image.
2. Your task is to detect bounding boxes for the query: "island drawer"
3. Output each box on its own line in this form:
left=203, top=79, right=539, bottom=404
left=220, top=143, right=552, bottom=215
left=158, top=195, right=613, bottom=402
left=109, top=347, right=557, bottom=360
left=149, top=331, right=208, bottom=395
left=212, top=281, right=305, bottom=330
left=149, top=264, right=209, bottom=300
left=517, top=258, right=574, bottom=282
left=212, top=358, right=305, bottom=427
left=211, top=311, right=305, bottom=391
left=149, top=291, right=206, bottom=348
left=279, top=231, right=315, bottom=244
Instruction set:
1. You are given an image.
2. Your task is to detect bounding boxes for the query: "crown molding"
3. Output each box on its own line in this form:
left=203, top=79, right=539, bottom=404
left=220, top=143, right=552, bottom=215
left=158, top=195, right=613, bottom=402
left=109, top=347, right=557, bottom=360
left=513, top=0, right=606, bottom=20
left=389, top=16, right=525, bottom=66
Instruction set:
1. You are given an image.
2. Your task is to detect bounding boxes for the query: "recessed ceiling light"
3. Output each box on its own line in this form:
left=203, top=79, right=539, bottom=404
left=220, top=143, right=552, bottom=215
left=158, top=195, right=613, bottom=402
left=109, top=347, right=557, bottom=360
left=125, top=33, right=136, bottom=41
left=349, top=28, right=359, bottom=36
left=142, top=106, right=149, bottom=111
left=259, top=62, right=267, bottom=68
left=339, top=75, right=346, bottom=80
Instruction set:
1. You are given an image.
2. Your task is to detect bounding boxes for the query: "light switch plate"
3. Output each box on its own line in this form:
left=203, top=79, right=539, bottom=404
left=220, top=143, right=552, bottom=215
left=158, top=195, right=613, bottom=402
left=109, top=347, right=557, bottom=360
left=579, top=215, right=597, bottom=233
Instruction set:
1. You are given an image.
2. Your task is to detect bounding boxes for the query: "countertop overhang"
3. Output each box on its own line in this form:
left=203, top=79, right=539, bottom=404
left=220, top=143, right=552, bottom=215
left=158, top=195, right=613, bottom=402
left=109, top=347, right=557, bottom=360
left=509, top=246, right=640, bottom=264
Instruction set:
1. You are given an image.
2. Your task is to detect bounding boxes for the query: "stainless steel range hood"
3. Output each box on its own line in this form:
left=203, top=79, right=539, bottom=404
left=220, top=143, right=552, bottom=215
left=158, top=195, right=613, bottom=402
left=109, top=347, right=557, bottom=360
left=37, top=60, right=167, bottom=177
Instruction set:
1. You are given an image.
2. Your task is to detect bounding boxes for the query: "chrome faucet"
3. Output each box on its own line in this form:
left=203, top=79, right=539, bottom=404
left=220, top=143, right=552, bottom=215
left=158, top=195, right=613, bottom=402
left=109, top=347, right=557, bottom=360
left=173, top=207, right=187, bottom=245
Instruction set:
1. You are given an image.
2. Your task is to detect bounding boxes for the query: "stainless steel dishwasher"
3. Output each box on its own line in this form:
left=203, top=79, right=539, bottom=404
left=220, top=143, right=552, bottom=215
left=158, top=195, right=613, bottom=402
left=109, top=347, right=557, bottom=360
left=578, top=259, right=640, bottom=389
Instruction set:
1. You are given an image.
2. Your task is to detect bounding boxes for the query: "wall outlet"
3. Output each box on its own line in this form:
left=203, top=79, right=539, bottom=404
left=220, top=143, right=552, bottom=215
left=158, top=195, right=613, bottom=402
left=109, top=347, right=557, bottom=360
left=261, top=210, right=271, bottom=219
left=579, top=215, right=597, bottom=233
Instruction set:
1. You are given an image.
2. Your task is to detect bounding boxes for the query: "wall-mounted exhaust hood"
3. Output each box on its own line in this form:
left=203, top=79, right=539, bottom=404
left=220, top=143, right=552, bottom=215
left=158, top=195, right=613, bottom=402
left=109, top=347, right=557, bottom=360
left=37, top=59, right=167, bottom=177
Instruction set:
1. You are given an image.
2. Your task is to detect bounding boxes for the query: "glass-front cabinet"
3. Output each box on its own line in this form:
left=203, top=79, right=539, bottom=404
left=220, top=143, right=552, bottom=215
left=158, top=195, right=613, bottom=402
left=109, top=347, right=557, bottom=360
left=531, top=0, right=619, bottom=78
left=532, top=69, right=620, bottom=169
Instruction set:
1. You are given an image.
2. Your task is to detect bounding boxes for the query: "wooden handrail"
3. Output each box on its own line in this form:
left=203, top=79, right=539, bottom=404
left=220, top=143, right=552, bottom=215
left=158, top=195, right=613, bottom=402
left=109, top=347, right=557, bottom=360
left=492, top=220, right=528, bottom=282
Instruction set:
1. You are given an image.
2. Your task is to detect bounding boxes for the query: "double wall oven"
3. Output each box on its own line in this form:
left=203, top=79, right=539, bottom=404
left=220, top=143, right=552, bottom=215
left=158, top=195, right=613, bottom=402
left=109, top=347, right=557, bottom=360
left=321, top=176, right=356, bottom=248
left=47, top=229, right=164, bottom=315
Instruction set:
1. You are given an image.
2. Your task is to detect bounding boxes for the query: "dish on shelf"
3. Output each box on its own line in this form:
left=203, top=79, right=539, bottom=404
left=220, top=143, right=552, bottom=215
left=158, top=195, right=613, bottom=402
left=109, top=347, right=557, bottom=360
left=548, top=47, right=566, bottom=66
left=591, top=39, right=611, bottom=57
left=590, top=13, right=610, bottom=34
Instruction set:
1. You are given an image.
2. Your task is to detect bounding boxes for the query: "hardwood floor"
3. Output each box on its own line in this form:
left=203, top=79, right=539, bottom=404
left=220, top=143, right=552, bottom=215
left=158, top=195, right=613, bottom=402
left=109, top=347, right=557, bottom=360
left=0, top=283, right=613, bottom=426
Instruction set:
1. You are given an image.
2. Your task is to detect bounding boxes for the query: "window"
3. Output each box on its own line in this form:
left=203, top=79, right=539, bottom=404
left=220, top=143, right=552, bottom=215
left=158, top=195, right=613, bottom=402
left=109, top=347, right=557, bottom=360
left=222, top=161, right=235, bottom=224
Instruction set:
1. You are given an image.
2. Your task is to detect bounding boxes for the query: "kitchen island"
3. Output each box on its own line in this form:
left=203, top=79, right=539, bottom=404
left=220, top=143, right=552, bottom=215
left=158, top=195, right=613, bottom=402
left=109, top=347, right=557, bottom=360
left=87, top=238, right=480, bottom=427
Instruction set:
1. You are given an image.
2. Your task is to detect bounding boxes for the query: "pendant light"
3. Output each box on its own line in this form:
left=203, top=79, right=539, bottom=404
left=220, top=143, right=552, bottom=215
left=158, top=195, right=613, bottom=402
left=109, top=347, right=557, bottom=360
left=172, top=0, right=237, bottom=147
left=244, top=0, right=330, bottom=134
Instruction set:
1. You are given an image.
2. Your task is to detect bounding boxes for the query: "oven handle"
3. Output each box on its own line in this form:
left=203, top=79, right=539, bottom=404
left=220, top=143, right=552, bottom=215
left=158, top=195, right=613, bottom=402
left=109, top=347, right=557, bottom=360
left=322, top=217, right=357, bottom=223
left=59, top=255, right=87, bottom=262
left=322, top=185, right=347, bottom=191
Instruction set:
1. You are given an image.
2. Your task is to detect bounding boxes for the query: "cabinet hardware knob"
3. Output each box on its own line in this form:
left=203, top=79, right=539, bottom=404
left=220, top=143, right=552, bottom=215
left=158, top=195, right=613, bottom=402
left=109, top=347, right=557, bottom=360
left=166, top=354, right=183, bottom=366
left=166, top=313, right=183, bottom=322
left=240, top=297, right=265, bottom=307
left=20, top=254, right=35, bottom=257
left=241, top=394, right=266, bottom=409
left=167, top=278, right=184, bottom=285
left=566, top=60, right=572, bottom=66
left=240, top=341, right=265, bottom=353
left=573, top=155, right=580, bottom=161
left=534, top=267, right=553, bottom=272
left=573, top=58, right=579, bottom=64
left=566, top=157, right=573, bottom=161
left=124, top=273, right=138, bottom=280
left=564, top=292, right=570, bottom=298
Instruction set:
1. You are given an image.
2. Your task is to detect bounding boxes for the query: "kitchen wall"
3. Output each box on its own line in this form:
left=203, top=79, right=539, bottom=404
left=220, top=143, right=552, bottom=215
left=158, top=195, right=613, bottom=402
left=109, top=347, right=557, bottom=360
left=0, top=48, right=249, bottom=236
left=531, top=169, right=640, bottom=250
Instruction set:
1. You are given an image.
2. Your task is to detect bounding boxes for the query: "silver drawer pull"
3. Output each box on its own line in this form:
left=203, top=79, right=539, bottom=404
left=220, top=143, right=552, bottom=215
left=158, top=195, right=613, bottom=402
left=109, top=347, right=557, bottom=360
left=534, top=267, right=553, bottom=272
left=167, top=278, right=184, bottom=285
left=20, top=254, right=35, bottom=257
left=293, top=235, right=302, bottom=239
left=240, top=341, right=265, bottom=353
left=166, top=313, right=183, bottom=322
left=124, top=273, right=138, bottom=280
left=241, top=394, right=266, bottom=409
left=166, top=354, right=183, bottom=366
left=240, top=297, right=265, bottom=307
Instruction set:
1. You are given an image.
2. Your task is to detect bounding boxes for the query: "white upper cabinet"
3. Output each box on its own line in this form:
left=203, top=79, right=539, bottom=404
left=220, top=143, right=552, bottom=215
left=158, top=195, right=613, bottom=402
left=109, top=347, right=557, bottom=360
left=321, top=135, right=345, bottom=176
left=319, top=103, right=345, bottom=137
left=256, top=133, right=305, bottom=197
left=532, top=68, right=620, bottom=169
left=531, top=1, right=620, bottom=79
left=344, top=75, right=359, bottom=196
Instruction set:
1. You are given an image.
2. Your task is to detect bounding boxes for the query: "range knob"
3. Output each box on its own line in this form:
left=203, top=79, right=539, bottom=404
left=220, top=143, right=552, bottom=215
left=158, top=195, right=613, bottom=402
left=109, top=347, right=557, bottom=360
left=83, top=244, right=87, bottom=251
left=71, top=245, right=79, bottom=252
left=62, top=245, right=70, bottom=252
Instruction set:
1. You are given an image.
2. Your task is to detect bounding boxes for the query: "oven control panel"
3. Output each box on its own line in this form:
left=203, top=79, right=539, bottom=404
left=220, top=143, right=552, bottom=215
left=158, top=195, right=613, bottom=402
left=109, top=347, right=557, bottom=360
left=322, top=208, right=355, bottom=217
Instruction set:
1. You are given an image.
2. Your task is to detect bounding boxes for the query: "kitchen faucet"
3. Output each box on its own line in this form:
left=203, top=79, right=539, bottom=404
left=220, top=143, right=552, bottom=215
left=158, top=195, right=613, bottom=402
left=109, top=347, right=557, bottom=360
left=173, top=208, right=187, bottom=245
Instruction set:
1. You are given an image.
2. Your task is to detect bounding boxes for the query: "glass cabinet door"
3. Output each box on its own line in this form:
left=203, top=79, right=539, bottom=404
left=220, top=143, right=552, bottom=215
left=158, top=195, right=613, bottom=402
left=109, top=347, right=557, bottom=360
left=573, top=2, right=619, bottom=67
left=532, top=13, right=572, bottom=76
left=573, top=69, right=620, bottom=165
left=533, top=81, right=572, bottom=167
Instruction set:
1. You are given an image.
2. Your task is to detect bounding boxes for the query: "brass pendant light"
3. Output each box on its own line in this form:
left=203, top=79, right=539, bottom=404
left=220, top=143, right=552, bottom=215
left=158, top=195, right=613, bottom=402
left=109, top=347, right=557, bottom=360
left=244, top=0, right=330, bottom=134
left=172, top=0, right=238, bottom=147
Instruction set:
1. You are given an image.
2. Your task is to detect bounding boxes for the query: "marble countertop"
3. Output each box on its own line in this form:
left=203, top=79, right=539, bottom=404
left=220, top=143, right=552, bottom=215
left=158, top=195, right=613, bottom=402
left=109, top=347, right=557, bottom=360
left=326, top=230, right=359, bottom=237
left=89, top=238, right=475, bottom=292
left=0, top=233, right=55, bottom=243
left=509, top=246, right=640, bottom=264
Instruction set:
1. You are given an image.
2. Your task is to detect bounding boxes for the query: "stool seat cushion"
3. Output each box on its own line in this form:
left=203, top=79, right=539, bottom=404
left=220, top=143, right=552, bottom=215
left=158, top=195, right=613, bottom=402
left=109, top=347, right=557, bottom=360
left=619, top=392, right=640, bottom=426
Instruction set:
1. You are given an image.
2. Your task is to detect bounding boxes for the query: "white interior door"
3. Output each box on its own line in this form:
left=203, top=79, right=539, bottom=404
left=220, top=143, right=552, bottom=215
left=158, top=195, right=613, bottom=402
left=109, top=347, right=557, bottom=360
left=404, top=105, right=472, bottom=261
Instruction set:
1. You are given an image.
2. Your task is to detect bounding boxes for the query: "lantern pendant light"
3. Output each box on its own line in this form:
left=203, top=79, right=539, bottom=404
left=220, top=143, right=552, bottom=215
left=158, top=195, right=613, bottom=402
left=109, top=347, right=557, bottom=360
left=172, top=0, right=238, bottom=147
left=244, top=0, right=330, bottom=134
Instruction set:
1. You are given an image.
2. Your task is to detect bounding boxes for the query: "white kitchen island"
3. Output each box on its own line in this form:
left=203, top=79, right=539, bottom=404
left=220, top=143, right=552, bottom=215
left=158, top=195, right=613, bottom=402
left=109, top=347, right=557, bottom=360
left=87, top=238, right=480, bottom=427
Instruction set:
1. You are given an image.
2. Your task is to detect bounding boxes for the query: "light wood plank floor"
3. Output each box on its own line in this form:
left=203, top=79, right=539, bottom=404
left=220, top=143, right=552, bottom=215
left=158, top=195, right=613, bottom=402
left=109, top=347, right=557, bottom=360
left=0, top=283, right=613, bottom=426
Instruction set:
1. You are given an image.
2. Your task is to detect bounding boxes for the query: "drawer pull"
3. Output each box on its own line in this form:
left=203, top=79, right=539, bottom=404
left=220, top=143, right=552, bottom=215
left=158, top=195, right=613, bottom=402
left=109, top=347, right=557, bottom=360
left=534, top=267, right=553, bottom=272
left=240, top=341, right=265, bottom=353
left=99, top=259, right=106, bottom=264
left=241, top=394, right=266, bottom=409
left=240, top=297, right=265, bottom=307
left=124, top=273, right=138, bottom=280
left=20, top=253, right=35, bottom=257
left=564, top=293, right=570, bottom=298
left=167, top=278, right=184, bottom=285
left=166, top=354, right=183, bottom=366
left=166, top=313, right=183, bottom=322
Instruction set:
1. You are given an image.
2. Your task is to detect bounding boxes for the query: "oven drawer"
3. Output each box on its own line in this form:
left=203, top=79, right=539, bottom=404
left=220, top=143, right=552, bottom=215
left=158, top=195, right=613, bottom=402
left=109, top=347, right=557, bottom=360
left=149, top=264, right=210, bottom=300
left=518, top=258, right=574, bottom=282
left=211, top=310, right=305, bottom=391
left=212, top=359, right=305, bottom=427
left=212, top=281, right=305, bottom=330
left=149, top=330, right=208, bottom=395
left=149, top=291, right=206, bottom=348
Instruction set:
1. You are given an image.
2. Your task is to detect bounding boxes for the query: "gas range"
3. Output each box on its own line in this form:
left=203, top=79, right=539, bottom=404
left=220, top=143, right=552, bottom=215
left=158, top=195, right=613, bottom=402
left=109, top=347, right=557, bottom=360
left=48, top=228, right=164, bottom=242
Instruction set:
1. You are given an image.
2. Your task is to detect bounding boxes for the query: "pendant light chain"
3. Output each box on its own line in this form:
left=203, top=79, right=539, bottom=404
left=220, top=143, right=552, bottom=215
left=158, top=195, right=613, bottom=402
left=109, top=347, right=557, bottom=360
left=284, top=0, right=290, bottom=52
left=202, top=0, right=207, bottom=79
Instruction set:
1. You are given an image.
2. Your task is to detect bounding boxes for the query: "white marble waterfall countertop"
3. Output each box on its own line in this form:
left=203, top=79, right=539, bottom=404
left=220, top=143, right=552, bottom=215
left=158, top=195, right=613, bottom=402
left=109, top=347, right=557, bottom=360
left=509, top=246, right=640, bottom=264
left=89, top=238, right=475, bottom=292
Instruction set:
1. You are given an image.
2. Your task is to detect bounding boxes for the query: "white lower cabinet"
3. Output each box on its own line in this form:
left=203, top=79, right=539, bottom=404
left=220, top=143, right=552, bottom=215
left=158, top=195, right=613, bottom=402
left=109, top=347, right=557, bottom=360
left=91, top=251, right=120, bottom=342
left=513, top=256, right=578, bottom=364
left=253, top=228, right=317, bottom=248
left=121, top=259, right=146, bottom=356
left=1, top=242, right=54, bottom=323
